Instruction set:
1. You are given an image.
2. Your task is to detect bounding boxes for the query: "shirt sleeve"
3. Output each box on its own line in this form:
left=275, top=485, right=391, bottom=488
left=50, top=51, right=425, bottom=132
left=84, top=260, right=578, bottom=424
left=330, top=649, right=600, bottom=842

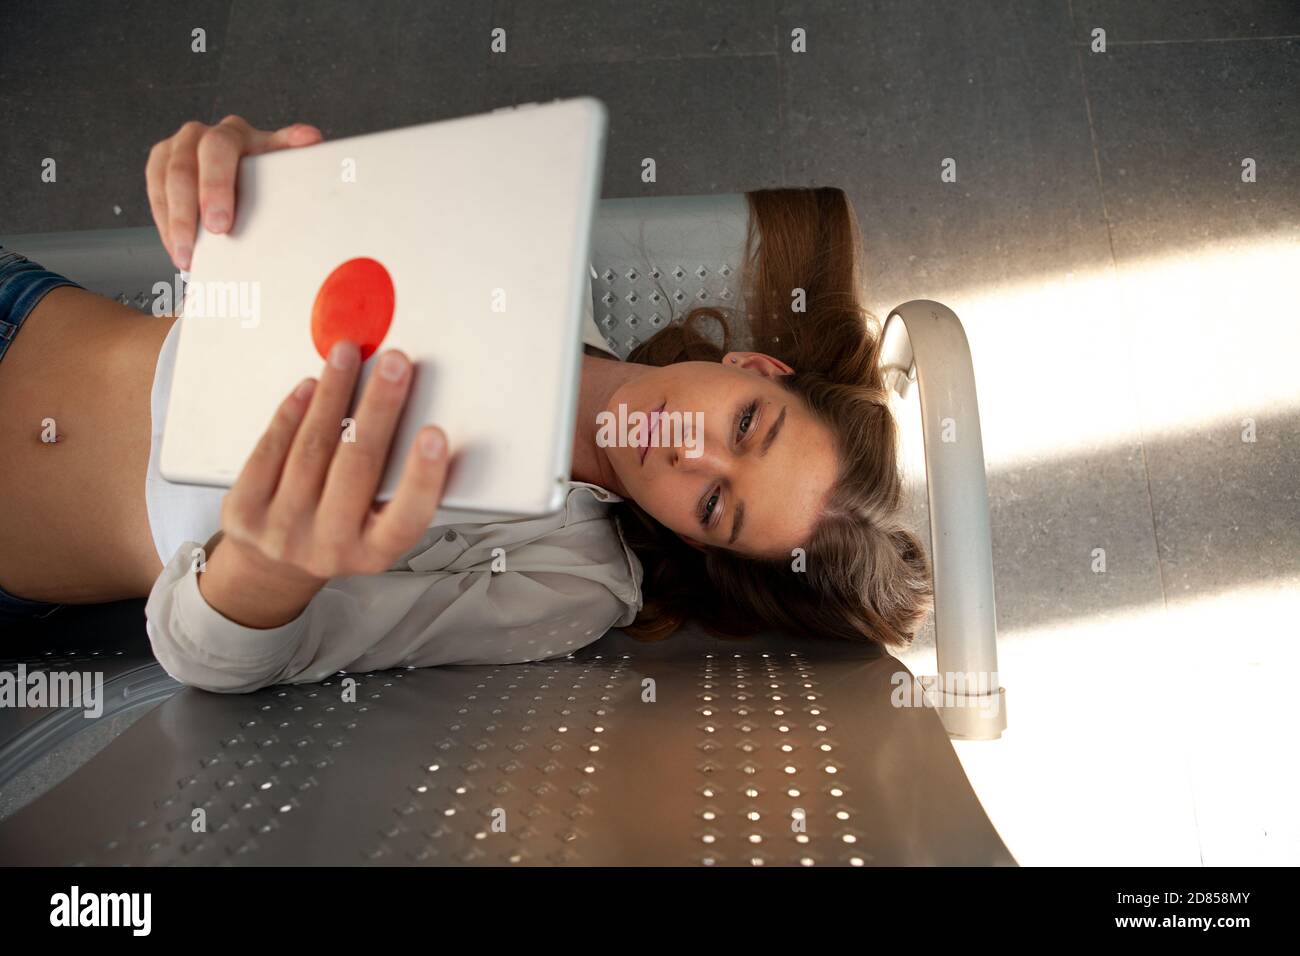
left=144, top=526, right=637, bottom=695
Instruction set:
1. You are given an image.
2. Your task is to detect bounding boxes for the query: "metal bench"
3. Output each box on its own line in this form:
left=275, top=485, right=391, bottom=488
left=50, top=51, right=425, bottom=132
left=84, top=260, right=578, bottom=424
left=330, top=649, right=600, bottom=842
left=0, top=196, right=1009, bottom=865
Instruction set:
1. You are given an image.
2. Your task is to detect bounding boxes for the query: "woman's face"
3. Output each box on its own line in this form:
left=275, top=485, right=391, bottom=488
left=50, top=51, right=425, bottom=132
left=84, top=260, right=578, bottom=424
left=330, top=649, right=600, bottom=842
left=601, top=353, right=841, bottom=559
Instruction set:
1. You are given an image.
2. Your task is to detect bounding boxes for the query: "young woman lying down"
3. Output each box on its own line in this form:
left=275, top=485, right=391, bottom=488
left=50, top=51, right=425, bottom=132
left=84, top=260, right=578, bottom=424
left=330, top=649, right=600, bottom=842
left=0, top=116, right=931, bottom=692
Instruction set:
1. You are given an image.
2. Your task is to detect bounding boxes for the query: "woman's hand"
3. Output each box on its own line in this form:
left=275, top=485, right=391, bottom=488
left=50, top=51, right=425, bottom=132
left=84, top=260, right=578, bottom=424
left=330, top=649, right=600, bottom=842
left=198, top=340, right=450, bottom=629
left=146, top=114, right=323, bottom=271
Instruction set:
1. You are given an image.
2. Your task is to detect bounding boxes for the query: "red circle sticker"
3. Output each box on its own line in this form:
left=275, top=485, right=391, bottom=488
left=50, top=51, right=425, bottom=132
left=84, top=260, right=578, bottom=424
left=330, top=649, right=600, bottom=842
left=310, top=257, right=395, bottom=362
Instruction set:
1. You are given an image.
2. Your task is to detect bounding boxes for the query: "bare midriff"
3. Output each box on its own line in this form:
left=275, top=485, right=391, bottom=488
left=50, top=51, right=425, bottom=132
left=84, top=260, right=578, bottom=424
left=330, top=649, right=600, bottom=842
left=0, top=286, right=177, bottom=604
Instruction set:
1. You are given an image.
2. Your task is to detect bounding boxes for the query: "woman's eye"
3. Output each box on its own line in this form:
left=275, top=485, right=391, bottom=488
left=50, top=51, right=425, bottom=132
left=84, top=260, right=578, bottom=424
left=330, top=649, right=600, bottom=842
left=701, top=490, right=719, bottom=528
left=738, top=400, right=758, bottom=440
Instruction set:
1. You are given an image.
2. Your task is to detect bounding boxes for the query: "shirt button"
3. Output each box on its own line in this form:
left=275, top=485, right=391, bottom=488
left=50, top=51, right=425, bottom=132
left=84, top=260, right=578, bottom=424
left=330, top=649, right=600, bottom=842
left=444, top=530, right=458, bottom=541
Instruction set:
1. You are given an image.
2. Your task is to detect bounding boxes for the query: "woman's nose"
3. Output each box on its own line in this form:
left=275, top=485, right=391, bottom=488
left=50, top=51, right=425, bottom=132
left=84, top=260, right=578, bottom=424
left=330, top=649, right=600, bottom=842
left=668, top=416, right=725, bottom=470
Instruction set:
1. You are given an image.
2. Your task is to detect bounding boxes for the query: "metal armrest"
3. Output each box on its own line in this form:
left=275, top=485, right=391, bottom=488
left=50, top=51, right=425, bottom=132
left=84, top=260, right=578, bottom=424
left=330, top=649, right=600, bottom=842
left=883, top=300, right=1007, bottom=739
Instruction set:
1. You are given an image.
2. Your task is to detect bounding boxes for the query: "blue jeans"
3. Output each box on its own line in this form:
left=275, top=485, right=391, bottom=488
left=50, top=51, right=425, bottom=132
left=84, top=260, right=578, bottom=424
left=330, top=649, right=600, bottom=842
left=0, top=245, right=85, bottom=619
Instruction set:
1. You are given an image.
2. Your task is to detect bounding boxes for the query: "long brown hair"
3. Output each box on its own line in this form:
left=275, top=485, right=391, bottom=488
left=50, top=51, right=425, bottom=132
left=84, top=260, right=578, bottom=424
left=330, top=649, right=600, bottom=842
left=614, top=186, right=933, bottom=650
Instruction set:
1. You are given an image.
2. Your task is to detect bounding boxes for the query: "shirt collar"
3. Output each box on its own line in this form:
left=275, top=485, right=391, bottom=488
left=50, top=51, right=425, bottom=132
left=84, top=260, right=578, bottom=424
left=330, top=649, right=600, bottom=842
left=567, top=479, right=624, bottom=504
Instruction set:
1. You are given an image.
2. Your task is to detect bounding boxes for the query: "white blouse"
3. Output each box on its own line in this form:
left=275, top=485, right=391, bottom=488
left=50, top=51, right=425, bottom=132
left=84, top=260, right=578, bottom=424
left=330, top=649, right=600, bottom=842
left=144, top=270, right=643, bottom=693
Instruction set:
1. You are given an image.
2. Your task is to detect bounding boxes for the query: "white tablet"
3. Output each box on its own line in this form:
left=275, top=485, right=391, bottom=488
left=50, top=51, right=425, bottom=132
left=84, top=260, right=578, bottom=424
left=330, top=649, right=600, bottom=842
left=160, top=97, right=608, bottom=520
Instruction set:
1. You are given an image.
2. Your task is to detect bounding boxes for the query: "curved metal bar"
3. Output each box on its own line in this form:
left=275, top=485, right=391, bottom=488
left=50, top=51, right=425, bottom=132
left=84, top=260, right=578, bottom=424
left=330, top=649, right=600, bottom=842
left=883, top=300, right=1006, bottom=739
left=0, top=664, right=182, bottom=782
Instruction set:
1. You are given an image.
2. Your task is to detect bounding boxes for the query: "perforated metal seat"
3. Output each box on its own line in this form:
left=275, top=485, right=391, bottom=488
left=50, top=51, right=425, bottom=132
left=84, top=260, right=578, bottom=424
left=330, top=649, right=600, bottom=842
left=587, top=194, right=750, bottom=357
left=0, top=625, right=1012, bottom=865
left=0, top=197, right=1010, bottom=864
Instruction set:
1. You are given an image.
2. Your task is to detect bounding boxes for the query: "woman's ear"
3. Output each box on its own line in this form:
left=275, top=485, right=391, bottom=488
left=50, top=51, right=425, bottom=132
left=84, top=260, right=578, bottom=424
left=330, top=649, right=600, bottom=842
left=724, top=351, right=794, bottom=376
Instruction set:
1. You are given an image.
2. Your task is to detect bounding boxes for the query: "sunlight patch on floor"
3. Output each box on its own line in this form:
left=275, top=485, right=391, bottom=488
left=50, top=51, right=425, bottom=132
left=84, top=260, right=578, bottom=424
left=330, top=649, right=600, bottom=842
left=893, top=576, right=1300, bottom=866
left=884, top=231, right=1300, bottom=472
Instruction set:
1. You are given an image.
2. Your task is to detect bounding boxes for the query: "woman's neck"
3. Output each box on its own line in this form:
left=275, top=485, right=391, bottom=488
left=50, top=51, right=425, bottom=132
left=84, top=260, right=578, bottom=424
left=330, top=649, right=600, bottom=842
left=570, top=351, right=645, bottom=495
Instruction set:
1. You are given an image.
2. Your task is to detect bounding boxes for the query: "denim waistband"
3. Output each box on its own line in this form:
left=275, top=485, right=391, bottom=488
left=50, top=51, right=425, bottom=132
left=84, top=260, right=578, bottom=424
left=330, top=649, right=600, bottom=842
left=0, top=247, right=85, bottom=359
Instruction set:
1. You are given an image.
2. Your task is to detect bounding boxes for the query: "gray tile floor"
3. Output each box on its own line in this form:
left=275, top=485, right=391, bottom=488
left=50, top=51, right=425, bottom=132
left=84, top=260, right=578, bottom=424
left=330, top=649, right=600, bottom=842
left=1, top=0, right=1298, bottom=863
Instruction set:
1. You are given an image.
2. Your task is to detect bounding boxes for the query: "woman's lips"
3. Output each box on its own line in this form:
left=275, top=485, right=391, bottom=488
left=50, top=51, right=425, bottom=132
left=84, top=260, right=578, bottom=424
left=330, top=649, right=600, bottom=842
left=639, top=402, right=666, bottom=465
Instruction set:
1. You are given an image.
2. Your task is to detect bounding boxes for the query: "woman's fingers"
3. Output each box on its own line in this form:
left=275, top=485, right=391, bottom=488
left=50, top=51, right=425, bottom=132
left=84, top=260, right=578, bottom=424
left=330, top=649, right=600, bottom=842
left=148, top=116, right=324, bottom=270
left=198, top=119, right=324, bottom=235
left=145, top=139, right=174, bottom=263
left=276, top=339, right=362, bottom=516
left=221, top=346, right=447, bottom=579
left=316, top=349, right=414, bottom=540
left=223, top=377, right=317, bottom=536
left=194, top=119, right=250, bottom=235
left=362, top=426, right=450, bottom=568
left=162, top=121, right=206, bottom=271
left=250, top=121, right=324, bottom=155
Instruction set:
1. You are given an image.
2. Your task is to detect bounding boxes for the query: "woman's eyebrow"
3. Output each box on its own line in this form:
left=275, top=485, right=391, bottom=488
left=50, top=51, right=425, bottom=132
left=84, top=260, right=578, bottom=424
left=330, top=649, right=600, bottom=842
left=729, top=404, right=787, bottom=545
left=758, top=404, right=787, bottom=458
left=729, top=502, right=744, bottom=545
